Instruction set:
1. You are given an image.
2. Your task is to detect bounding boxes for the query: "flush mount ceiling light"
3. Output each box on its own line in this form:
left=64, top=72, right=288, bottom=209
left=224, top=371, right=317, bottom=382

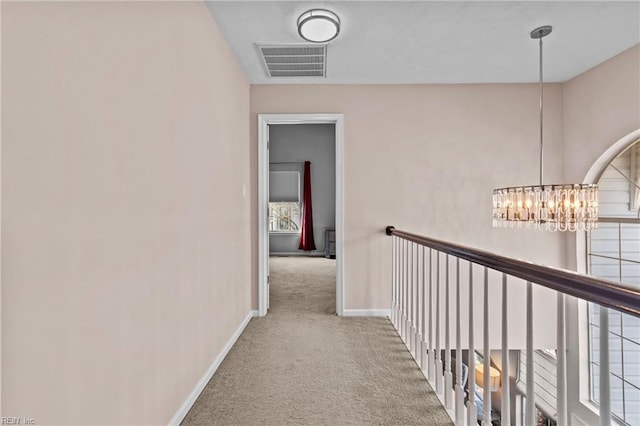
left=297, top=9, right=340, bottom=43
left=492, top=26, right=599, bottom=232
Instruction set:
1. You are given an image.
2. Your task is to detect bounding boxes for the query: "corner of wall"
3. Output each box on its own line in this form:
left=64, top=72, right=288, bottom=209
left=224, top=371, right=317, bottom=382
left=0, top=0, right=3, bottom=415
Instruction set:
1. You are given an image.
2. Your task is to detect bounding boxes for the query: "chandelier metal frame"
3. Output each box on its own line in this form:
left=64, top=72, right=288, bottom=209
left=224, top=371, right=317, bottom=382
left=492, top=26, right=599, bottom=231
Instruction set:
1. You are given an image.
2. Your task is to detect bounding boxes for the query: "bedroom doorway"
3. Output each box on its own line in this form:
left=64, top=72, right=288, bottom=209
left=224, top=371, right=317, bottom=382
left=257, top=114, right=344, bottom=317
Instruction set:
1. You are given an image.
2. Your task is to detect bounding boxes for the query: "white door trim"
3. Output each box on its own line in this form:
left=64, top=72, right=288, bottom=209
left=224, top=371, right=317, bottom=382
left=258, top=113, right=344, bottom=317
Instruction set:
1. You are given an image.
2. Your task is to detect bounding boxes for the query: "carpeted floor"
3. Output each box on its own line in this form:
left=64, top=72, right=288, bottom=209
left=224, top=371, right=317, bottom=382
left=182, top=256, right=452, bottom=425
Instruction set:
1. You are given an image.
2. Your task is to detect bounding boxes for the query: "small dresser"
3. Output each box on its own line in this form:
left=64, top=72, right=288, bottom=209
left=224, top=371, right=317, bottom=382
left=324, top=227, right=336, bottom=259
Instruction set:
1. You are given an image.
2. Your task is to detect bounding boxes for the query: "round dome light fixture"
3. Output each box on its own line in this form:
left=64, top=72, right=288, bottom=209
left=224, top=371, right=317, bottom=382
left=297, top=9, right=340, bottom=43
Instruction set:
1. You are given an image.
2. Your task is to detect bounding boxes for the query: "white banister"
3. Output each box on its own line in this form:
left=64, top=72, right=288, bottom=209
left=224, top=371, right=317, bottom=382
left=526, top=282, right=535, bottom=426
left=455, top=258, right=464, bottom=425
left=413, top=243, right=419, bottom=359
left=501, top=273, right=510, bottom=426
left=392, top=236, right=397, bottom=326
left=467, top=262, right=477, bottom=426
left=409, top=242, right=415, bottom=354
left=397, top=237, right=402, bottom=333
left=420, top=246, right=427, bottom=370
left=403, top=239, right=408, bottom=343
left=482, top=267, right=491, bottom=426
left=435, top=251, right=443, bottom=394
left=557, top=293, right=567, bottom=426
left=413, top=243, right=419, bottom=357
left=599, top=305, right=611, bottom=426
left=428, top=248, right=435, bottom=382
left=396, top=237, right=400, bottom=328
left=399, top=239, right=404, bottom=339
left=445, top=255, right=453, bottom=408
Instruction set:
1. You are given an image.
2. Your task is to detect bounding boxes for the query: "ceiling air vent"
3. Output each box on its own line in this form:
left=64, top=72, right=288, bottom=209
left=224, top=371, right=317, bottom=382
left=256, top=44, right=326, bottom=78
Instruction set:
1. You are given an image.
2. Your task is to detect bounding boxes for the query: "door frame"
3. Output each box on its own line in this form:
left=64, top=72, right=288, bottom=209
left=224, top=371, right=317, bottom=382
left=258, top=113, right=344, bottom=317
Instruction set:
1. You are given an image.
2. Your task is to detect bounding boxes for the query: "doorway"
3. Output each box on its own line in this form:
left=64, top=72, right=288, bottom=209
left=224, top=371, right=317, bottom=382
left=258, top=114, right=344, bottom=317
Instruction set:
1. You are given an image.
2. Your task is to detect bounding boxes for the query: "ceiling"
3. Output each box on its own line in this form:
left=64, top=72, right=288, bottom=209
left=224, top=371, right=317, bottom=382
left=205, top=1, right=640, bottom=84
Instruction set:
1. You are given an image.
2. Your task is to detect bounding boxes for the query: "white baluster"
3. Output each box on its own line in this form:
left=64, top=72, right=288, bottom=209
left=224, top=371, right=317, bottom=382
left=391, top=237, right=396, bottom=327
left=483, top=267, right=491, bottom=426
left=411, top=242, right=418, bottom=358
left=395, top=237, right=400, bottom=329
left=428, top=248, right=435, bottom=382
left=406, top=242, right=413, bottom=353
left=435, top=251, right=443, bottom=394
left=395, top=239, right=400, bottom=332
left=398, top=239, right=402, bottom=335
left=445, top=255, right=453, bottom=409
left=396, top=237, right=400, bottom=330
left=419, top=246, right=426, bottom=369
left=403, top=240, right=408, bottom=343
left=408, top=242, right=414, bottom=353
left=400, top=239, right=405, bottom=341
left=599, top=305, right=611, bottom=426
left=501, top=274, right=510, bottom=426
left=525, top=282, right=534, bottom=426
left=414, top=245, right=419, bottom=360
left=557, top=293, right=567, bottom=426
left=467, top=262, right=477, bottom=426
left=412, top=243, right=417, bottom=357
left=455, top=258, right=464, bottom=425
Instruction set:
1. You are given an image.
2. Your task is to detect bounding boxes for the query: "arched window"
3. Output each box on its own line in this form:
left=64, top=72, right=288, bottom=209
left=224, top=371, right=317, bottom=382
left=587, top=139, right=640, bottom=426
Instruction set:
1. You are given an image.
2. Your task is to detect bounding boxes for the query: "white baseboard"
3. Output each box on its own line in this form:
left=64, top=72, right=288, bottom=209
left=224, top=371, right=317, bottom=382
left=168, top=309, right=258, bottom=425
left=270, top=252, right=326, bottom=257
left=342, top=309, right=391, bottom=317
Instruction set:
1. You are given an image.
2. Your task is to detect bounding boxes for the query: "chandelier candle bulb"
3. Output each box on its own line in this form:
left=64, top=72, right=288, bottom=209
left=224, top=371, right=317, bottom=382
left=492, top=25, right=599, bottom=232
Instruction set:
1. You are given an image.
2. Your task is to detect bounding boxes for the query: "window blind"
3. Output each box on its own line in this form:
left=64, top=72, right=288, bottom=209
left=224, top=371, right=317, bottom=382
left=269, top=171, right=300, bottom=202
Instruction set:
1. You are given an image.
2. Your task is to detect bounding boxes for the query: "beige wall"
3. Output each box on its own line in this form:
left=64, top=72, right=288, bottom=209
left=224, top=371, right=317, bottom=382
left=2, top=2, right=250, bottom=424
left=564, top=44, right=640, bottom=184
left=563, top=44, right=640, bottom=270
left=251, top=84, right=567, bottom=325
left=562, top=44, right=640, bottom=426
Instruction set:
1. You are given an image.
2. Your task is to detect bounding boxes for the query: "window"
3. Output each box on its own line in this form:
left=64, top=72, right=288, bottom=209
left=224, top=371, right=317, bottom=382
left=540, top=349, right=557, bottom=360
left=517, top=395, right=558, bottom=426
left=269, top=202, right=301, bottom=232
left=587, top=140, right=640, bottom=426
left=516, top=350, right=558, bottom=421
left=269, top=168, right=301, bottom=233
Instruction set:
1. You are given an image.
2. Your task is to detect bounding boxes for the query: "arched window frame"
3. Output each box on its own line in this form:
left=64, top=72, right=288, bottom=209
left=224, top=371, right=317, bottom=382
left=576, top=129, right=640, bottom=426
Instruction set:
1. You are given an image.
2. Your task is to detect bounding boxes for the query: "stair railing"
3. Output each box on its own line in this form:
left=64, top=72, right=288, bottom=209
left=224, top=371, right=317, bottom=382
left=385, top=226, right=640, bottom=426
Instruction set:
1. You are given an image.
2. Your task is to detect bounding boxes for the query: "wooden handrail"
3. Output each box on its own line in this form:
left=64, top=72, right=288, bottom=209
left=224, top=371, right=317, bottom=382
left=385, top=226, right=640, bottom=318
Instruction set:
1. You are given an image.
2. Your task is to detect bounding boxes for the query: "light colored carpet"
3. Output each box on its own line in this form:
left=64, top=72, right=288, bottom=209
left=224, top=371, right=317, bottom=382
left=182, top=256, right=452, bottom=426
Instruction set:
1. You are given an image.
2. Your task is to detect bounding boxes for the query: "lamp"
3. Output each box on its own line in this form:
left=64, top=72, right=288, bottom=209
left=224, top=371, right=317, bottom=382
left=492, top=26, right=598, bottom=232
left=297, top=9, right=340, bottom=43
left=475, top=364, right=501, bottom=392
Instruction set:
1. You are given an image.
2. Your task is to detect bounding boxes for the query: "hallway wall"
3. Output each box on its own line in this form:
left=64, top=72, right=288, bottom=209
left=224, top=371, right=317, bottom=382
left=2, top=2, right=250, bottom=424
left=251, top=83, right=567, bottom=347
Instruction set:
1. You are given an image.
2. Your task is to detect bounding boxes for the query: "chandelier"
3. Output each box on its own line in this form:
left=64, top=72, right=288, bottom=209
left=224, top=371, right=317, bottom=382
left=492, top=26, right=598, bottom=232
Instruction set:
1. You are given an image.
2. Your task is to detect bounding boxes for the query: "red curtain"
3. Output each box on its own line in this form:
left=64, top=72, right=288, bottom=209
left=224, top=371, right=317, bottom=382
left=299, top=161, right=316, bottom=251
